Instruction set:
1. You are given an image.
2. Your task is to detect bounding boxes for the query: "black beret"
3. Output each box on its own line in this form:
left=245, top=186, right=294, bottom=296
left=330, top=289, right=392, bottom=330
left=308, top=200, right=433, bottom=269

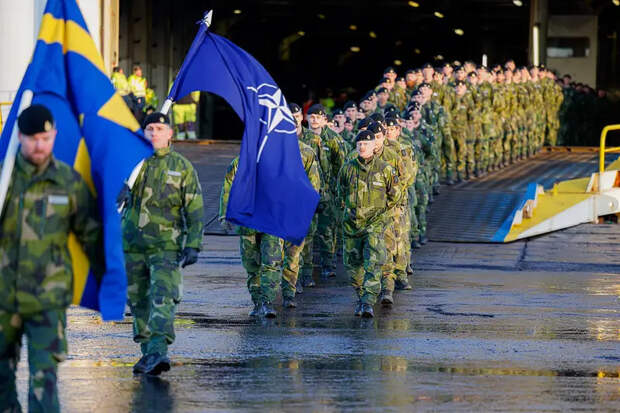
left=418, top=82, right=432, bottom=89
left=332, top=108, right=344, bottom=116
left=355, top=130, right=375, bottom=142
left=368, top=121, right=385, bottom=135
left=396, top=76, right=405, bottom=82
left=384, top=104, right=397, bottom=113
left=384, top=66, right=396, bottom=74
left=423, top=62, right=434, bottom=69
left=409, top=102, right=422, bottom=112
left=344, top=117, right=353, bottom=124
left=376, top=87, right=388, bottom=94
left=443, top=62, right=453, bottom=68
left=18, top=104, right=54, bottom=135
left=360, top=90, right=375, bottom=102
left=385, top=117, right=399, bottom=127
left=411, top=89, right=422, bottom=97
left=369, top=113, right=384, bottom=123
left=343, top=100, right=357, bottom=110
left=307, top=104, right=326, bottom=116
left=357, top=117, right=372, bottom=130
left=288, top=103, right=302, bottom=114
left=455, top=80, right=466, bottom=87
left=405, top=69, right=416, bottom=75
left=143, top=112, right=170, bottom=129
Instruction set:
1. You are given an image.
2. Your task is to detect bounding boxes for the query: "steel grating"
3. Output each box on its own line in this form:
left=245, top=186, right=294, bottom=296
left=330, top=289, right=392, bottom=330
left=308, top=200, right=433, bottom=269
left=427, top=151, right=620, bottom=242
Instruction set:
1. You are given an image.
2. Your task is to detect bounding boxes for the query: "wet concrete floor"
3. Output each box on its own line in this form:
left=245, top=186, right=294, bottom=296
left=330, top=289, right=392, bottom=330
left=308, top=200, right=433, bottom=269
left=14, top=143, right=620, bottom=412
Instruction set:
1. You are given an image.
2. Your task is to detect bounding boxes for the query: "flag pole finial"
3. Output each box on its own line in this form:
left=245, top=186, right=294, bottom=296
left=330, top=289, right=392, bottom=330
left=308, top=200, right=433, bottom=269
left=203, top=10, right=213, bottom=28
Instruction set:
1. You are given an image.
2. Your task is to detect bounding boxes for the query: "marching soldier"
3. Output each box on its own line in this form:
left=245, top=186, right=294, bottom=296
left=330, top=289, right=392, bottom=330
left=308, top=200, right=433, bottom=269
left=122, top=112, right=204, bottom=375
left=0, top=105, right=104, bottom=411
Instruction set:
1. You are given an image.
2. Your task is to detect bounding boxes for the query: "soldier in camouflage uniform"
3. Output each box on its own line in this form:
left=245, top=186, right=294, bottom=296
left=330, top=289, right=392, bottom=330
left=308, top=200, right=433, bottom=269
left=307, top=104, right=344, bottom=280
left=337, top=130, right=400, bottom=318
left=0, top=105, right=104, bottom=412
left=121, top=112, right=204, bottom=375
left=281, top=118, right=321, bottom=307
left=451, top=80, right=475, bottom=181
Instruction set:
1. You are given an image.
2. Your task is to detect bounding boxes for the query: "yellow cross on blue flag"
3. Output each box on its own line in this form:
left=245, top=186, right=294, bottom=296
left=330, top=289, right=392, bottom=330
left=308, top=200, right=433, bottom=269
left=0, top=0, right=153, bottom=320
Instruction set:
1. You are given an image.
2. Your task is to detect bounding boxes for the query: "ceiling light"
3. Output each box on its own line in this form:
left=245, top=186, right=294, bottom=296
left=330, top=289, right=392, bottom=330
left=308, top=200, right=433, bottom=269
left=414, top=48, right=421, bottom=54
left=350, top=46, right=361, bottom=52
left=317, top=13, right=326, bottom=19
left=369, top=31, right=377, bottom=38
left=513, top=0, right=523, bottom=6
left=454, top=28, right=464, bottom=36
left=613, top=0, right=620, bottom=5
left=434, top=11, right=444, bottom=18
left=233, top=9, right=242, bottom=14
left=434, top=54, right=444, bottom=60
left=297, top=31, right=305, bottom=36
left=394, top=59, right=403, bottom=66
left=408, top=1, right=420, bottom=7
left=349, top=24, right=357, bottom=30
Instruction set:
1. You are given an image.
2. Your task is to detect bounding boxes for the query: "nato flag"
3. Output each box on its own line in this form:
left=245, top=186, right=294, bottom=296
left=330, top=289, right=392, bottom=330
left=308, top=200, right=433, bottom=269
left=167, top=11, right=319, bottom=245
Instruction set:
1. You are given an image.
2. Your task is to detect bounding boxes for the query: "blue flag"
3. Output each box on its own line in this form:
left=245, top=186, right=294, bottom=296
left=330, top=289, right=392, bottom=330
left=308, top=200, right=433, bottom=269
left=0, top=0, right=153, bottom=320
left=168, top=12, right=319, bottom=244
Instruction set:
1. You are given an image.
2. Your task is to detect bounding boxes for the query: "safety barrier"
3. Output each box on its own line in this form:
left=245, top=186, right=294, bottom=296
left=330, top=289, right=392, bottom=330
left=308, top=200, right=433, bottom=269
left=0, top=101, right=13, bottom=132
left=599, top=124, right=620, bottom=174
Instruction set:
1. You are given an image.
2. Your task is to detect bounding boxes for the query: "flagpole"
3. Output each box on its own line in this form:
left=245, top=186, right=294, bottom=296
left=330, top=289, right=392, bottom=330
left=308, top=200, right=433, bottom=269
left=0, top=89, right=33, bottom=214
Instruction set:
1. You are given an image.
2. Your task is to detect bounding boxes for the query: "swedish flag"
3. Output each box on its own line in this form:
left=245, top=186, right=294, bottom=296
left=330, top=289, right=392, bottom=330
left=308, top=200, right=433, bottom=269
left=0, top=0, right=153, bottom=320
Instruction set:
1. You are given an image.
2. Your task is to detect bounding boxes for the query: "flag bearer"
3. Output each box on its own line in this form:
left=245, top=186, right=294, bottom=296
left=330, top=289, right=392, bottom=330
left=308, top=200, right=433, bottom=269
left=0, top=105, right=104, bottom=412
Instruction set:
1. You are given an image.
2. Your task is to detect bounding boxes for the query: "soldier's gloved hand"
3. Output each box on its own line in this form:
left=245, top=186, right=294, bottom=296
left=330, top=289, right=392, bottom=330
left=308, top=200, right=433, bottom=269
left=180, top=247, right=199, bottom=268
left=116, top=184, right=131, bottom=212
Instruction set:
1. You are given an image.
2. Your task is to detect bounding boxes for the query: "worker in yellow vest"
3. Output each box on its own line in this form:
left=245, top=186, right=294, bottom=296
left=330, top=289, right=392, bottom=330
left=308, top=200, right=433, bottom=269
left=111, top=66, right=131, bottom=107
left=128, top=65, right=148, bottom=124
left=172, top=90, right=200, bottom=140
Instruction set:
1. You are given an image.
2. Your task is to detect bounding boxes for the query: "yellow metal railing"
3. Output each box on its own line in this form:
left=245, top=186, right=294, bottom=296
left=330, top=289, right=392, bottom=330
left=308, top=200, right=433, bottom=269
left=0, top=101, right=13, bottom=132
left=599, top=124, right=620, bottom=174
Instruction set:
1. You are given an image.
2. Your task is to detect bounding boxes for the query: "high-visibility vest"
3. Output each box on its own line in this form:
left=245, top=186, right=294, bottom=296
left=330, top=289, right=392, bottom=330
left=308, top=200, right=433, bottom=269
left=111, top=72, right=129, bottom=96
left=128, top=75, right=147, bottom=98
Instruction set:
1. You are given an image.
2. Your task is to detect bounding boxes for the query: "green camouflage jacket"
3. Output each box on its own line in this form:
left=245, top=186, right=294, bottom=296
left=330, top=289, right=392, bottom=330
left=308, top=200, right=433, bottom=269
left=0, top=153, right=104, bottom=314
left=122, top=146, right=204, bottom=253
left=337, top=155, right=400, bottom=237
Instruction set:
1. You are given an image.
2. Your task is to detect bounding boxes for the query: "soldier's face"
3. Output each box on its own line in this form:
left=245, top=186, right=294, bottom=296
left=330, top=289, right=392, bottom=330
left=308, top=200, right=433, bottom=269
left=134, top=67, right=142, bottom=77
left=396, top=79, right=406, bottom=89
left=378, top=92, right=389, bottom=104
left=423, top=68, right=434, bottom=79
left=334, top=114, right=346, bottom=124
left=406, top=73, right=416, bottom=84
left=456, top=70, right=466, bottom=80
left=421, top=87, right=432, bottom=100
left=373, top=132, right=385, bottom=150
left=19, top=129, right=56, bottom=166
left=386, top=125, right=400, bottom=140
left=412, top=110, right=422, bottom=123
left=292, top=111, right=303, bottom=125
left=405, top=119, right=415, bottom=130
left=357, top=140, right=375, bottom=159
left=308, top=114, right=322, bottom=130
left=456, top=84, right=467, bottom=95
left=145, top=123, right=173, bottom=149
left=344, top=122, right=353, bottom=131
left=345, top=108, right=356, bottom=119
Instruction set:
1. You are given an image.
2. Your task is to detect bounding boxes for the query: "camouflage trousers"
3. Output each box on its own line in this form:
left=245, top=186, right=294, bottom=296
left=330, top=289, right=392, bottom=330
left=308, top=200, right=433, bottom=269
left=300, top=214, right=318, bottom=284
left=489, top=137, right=503, bottom=169
left=282, top=239, right=306, bottom=299
left=315, top=201, right=337, bottom=272
left=474, top=138, right=489, bottom=172
left=442, top=131, right=457, bottom=180
left=240, top=233, right=284, bottom=304
left=453, top=125, right=468, bottom=178
left=412, top=173, right=430, bottom=240
left=465, top=139, right=476, bottom=177
left=126, top=251, right=182, bottom=356
left=546, top=116, right=560, bottom=146
left=381, top=205, right=411, bottom=293
left=0, top=309, right=67, bottom=413
left=344, top=229, right=387, bottom=305
left=409, top=185, right=419, bottom=240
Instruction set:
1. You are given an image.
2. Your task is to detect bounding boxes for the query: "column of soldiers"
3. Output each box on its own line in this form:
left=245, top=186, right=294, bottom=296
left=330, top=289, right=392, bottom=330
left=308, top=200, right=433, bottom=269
left=218, top=59, right=566, bottom=320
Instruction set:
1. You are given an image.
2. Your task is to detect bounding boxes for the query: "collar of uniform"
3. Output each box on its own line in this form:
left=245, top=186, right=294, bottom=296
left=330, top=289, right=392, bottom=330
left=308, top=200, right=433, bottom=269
left=356, top=155, right=374, bottom=169
left=154, top=146, right=172, bottom=157
left=16, top=152, right=58, bottom=180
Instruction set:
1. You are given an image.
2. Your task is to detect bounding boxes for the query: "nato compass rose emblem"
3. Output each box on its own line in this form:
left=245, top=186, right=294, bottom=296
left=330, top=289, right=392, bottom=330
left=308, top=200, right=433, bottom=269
left=247, top=84, right=297, bottom=163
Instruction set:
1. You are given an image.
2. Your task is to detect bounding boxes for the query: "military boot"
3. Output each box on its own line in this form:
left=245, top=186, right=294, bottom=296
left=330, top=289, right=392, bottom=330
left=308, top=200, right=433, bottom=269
left=380, top=290, right=394, bottom=306
left=419, top=234, right=428, bottom=245
left=361, top=303, right=374, bottom=318
left=295, top=279, right=304, bottom=294
left=248, top=302, right=261, bottom=317
left=406, top=263, right=414, bottom=275
left=302, top=273, right=316, bottom=287
left=260, top=302, right=277, bottom=318
left=133, top=355, right=149, bottom=374
left=143, top=353, right=171, bottom=376
left=354, top=301, right=363, bottom=317
left=282, top=296, right=297, bottom=308
left=395, top=277, right=413, bottom=290
left=411, top=239, right=422, bottom=249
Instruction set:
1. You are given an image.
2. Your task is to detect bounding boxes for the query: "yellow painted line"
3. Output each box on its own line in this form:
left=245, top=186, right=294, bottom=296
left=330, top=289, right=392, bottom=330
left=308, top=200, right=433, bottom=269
left=505, top=192, right=592, bottom=242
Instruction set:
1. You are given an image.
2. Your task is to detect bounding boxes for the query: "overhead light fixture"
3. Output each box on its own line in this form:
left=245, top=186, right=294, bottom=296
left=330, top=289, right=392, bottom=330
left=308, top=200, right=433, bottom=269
left=532, top=24, right=540, bottom=67
left=613, top=0, right=620, bottom=5
left=434, top=11, right=444, bottom=18
left=369, top=31, right=377, bottom=38
left=317, top=13, right=326, bottom=19
left=408, top=1, right=420, bottom=7
left=414, top=48, right=421, bottom=54
left=394, top=59, right=403, bottom=66
left=434, top=54, right=444, bottom=60
left=350, top=46, right=361, bottom=52
left=454, top=28, right=464, bottom=36
left=482, top=54, right=488, bottom=67
left=513, top=0, right=523, bottom=6
left=233, top=9, right=242, bottom=14
left=297, top=31, right=305, bottom=36
left=349, top=24, right=357, bottom=30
